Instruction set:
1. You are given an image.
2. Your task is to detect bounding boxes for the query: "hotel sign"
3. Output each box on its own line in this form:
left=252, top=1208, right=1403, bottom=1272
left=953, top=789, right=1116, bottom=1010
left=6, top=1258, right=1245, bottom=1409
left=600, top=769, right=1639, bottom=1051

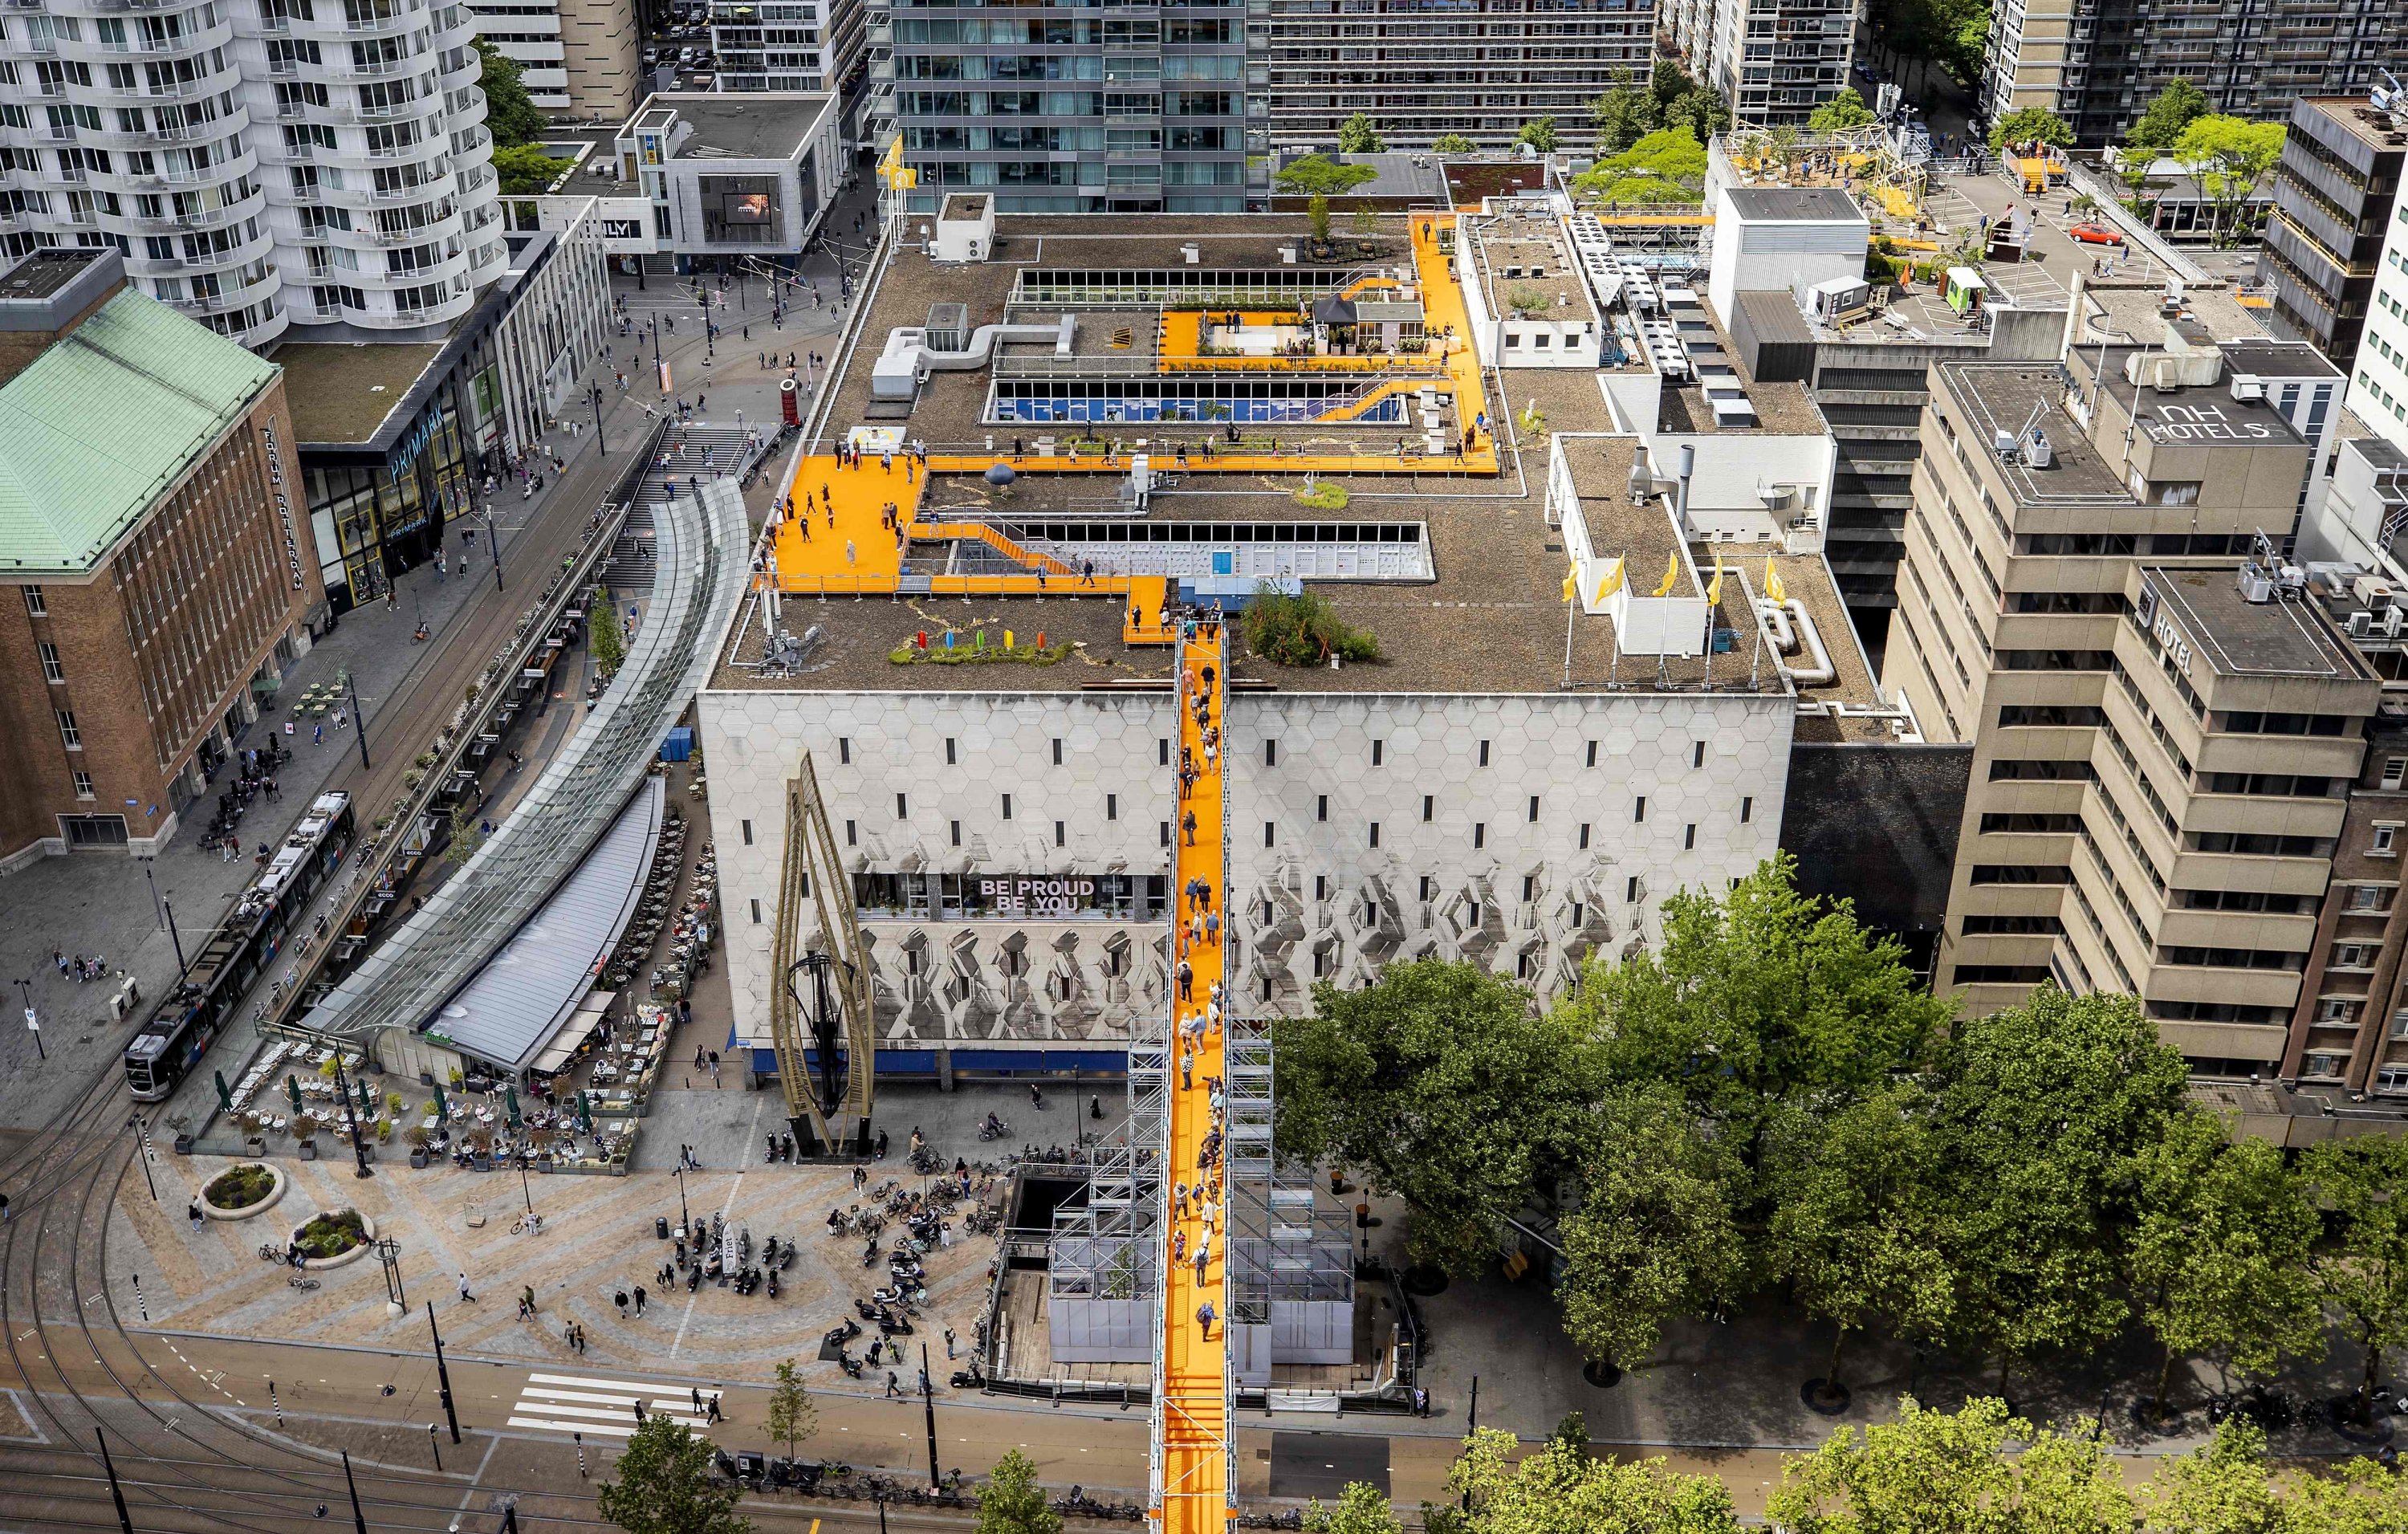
left=260, top=418, right=304, bottom=592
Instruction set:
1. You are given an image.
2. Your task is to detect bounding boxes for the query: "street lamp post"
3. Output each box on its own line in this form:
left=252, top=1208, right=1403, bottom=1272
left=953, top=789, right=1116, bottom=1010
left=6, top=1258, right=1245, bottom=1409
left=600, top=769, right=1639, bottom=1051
left=159, top=894, right=187, bottom=976
left=485, top=505, right=504, bottom=593
left=333, top=1052, right=373, bottom=1179
left=591, top=384, right=606, bottom=456
left=517, top=1154, right=534, bottom=1216
left=426, top=1302, right=460, bottom=1442
left=346, top=672, right=370, bottom=771
left=674, top=1162, right=691, bottom=1238
left=125, top=1115, right=158, bottom=1201
left=14, top=979, right=44, bottom=1062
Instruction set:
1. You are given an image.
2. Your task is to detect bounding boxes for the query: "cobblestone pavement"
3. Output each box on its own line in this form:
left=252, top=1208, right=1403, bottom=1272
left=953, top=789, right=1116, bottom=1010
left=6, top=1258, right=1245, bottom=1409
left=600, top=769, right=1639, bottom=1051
left=115, top=1151, right=999, bottom=1390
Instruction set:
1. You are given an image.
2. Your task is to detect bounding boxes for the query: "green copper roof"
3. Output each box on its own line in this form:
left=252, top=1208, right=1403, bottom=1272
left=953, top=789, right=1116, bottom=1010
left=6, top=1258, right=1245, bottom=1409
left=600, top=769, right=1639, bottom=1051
left=0, top=290, right=278, bottom=576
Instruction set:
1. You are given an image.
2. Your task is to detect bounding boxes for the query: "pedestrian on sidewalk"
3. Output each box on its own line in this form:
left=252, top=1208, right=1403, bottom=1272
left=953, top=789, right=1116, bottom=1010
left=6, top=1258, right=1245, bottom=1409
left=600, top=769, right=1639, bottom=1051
left=614, top=1289, right=629, bottom=1316
left=708, top=1394, right=722, bottom=1424
left=187, top=1199, right=204, bottom=1232
left=885, top=1372, right=903, bottom=1398
left=691, top=1387, right=704, bottom=1413
left=631, top=1400, right=645, bottom=1426
left=1196, top=1301, right=1215, bottom=1339
left=458, top=1272, right=476, bottom=1303
left=523, top=1284, right=537, bottom=1315
left=944, top=1326, right=956, bottom=1359
left=634, top=1285, right=648, bottom=1316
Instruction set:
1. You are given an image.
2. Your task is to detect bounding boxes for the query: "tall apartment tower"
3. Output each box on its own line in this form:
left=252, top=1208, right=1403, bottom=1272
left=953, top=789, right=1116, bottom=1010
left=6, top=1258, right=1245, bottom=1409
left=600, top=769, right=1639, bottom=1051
left=469, top=0, right=639, bottom=119
left=1982, top=0, right=2404, bottom=146
left=2343, top=153, right=2408, bottom=454
left=1882, top=324, right=2386, bottom=1076
left=1660, top=0, right=1853, bottom=127
left=1258, top=0, right=1657, bottom=151
left=869, top=0, right=1251, bottom=213
left=2258, top=97, right=2406, bottom=372
left=0, top=0, right=508, bottom=348
left=712, top=0, right=864, bottom=97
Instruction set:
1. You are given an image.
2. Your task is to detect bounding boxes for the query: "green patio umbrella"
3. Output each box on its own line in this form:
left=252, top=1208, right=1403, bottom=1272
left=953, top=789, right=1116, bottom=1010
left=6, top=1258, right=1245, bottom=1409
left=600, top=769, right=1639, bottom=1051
left=357, top=1078, right=374, bottom=1116
left=285, top=1075, right=303, bottom=1115
left=505, top=1085, right=521, bottom=1129
left=214, top=1070, right=232, bottom=1114
left=576, top=1091, right=593, bottom=1134
left=431, top=1080, right=448, bottom=1121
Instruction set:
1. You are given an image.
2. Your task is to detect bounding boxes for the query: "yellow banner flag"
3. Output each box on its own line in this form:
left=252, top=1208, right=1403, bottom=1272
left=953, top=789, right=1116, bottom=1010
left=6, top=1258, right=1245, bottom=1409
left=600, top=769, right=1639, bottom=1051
left=1562, top=566, right=1580, bottom=604
left=1005, top=629, right=1015, bottom=649
left=1764, top=556, right=1786, bottom=605
left=1650, top=550, right=1679, bottom=597
left=1595, top=557, right=1625, bottom=598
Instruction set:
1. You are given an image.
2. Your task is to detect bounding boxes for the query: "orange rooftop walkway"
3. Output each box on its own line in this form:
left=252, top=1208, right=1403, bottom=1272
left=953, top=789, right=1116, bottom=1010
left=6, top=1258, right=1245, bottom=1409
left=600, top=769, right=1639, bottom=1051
left=1157, top=623, right=1232, bottom=1534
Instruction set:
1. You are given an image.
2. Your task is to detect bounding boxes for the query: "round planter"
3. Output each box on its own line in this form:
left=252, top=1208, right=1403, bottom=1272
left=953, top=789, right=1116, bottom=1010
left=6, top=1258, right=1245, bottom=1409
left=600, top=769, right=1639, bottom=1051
left=201, top=1163, right=287, bottom=1222
left=1802, top=1378, right=1852, bottom=1416
left=1582, top=1360, right=1623, bottom=1389
left=288, top=1211, right=378, bottom=1272
left=1400, top=1264, right=1449, bottom=1297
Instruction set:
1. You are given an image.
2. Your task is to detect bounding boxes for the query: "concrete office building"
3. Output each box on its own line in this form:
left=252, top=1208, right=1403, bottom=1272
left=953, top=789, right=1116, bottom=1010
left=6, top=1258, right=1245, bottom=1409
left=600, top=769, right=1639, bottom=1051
left=1658, top=0, right=1855, bottom=128
left=692, top=205, right=1952, bottom=1084
left=0, top=0, right=507, bottom=348
left=868, top=0, right=1252, bottom=214
left=2258, top=96, right=2407, bottom=372
left=1257, top=0, right=1658, bottom=153
left=1877, top=291, right=2402, bottom=1074
left=468, top=0, right=641, bottom=120
left=2344, top=167, right=2408, bottom=455
left=1980, top=0, right=2405, bottom=147
left=710, top=0, right=864, bottom=101
left=0, top=250, right=324, bottom=867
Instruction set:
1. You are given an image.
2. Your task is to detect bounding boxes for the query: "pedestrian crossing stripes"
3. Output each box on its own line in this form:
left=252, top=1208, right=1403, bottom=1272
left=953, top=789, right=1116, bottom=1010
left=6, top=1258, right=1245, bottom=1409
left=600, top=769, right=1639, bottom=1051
left=505, top=1372, right=715, bottom=1438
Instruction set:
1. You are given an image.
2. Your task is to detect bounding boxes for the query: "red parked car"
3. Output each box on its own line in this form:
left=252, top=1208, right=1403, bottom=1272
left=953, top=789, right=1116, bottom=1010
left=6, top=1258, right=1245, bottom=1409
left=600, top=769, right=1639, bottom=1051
left=2068, top=222, right=2125, bottom=246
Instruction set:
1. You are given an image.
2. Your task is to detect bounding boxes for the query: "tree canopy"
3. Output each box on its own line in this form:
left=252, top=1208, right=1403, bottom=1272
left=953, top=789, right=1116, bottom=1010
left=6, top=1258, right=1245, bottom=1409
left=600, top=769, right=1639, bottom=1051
left=974, top=1449, right=1061, bottom=1534
left=1430, top=132, right=1478, bottom=154
left=494, top=142, right=567, bottom=196
left=1931, top=987, right=2190, bottom=1390
left=596, top=1416, right=750, bottom=1534
left=1272, top=154, right=1380, bottom=198
left=1446, top=1429, right=1741, bottom=1534
left=1337, top=113, right=1385, bottom=154
left=1571, top=128, right=1708, bottom=205
left=2126, top=78, right=2210, bottom=157
left=1515, top=118, right=1560, bottom=153
left=1989, top=106, right=2074, bottom=153
left=1586, top=63, right=1727, bottom=153
left=1807, top=87, right=1877, bottom=132
left=1273, top=958, right=1595, bottom=1273
left=2171, top=116, right=2285, bottom=246
left=475, top=40, right=548, bottom=149
left=1556, top=1085, right=1744, bottom=1369
left=2304, top=1133, right=2408, bottom=1421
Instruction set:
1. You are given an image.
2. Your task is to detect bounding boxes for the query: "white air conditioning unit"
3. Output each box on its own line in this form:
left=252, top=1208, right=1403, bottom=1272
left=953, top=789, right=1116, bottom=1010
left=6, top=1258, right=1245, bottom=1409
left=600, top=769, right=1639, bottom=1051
left=2349, top=610, right=2375, bottom=636
left=2231, top=372, right=2266, bottom=401
left=2384, top=605, right=2405, bottom=638
left=2353, top=574, right=2395, bottom=606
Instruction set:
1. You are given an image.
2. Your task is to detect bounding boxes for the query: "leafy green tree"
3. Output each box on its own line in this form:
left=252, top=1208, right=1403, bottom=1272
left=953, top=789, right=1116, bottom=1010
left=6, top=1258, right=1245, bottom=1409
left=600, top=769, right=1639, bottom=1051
left=2128, top=1109, right=2322, bottom=1418
left=1807, top=87, right=1877, bottom=132
left=2170, top=115, right=2285, bottom=246
left=1450, top=1428, right=1740, bottom=1534
left=1556, top=1085, right=1744, bottom=1372
left=1273, top=959, right=1596, bottom=1274
left=2304, top=1133, right=2408, bottom=1424
left=445, top=800, right=484, bottom=867
left=494, top=142, right=567, bottom=195
left=1550, top=1410, right=1586, bottom=1456
left=1561, top=853, right=1948, bottom=1131
left=2279, top=1454, right=2408, bottom=1533
left=1763, top=1083, right=1955, bottom=1402
left=1302, top=1482, right=1401, bottom=1534
left=596, top=1415, right=750, bottom=1534
left=1649, top=59, right=1697, bottom=120
left=974, top=1450, right=1060, bottom=1534
left=1337, top=113, right=1385, bottom=155
left=1931, top=987, right=2188, bottom=1398
left=475, top=40, right=548, bottom=149
left=1515, top=117, right=1559, bottom=153
left=1241, top=584, right=1377, bottom=665
left=1770, top=1395, right=2131, bottom=1533
left=1431, top=132, right=1478, bottom=154
left=1664, top=90, right=1731, bottom=143
left=1988, top=105, right=2075, bottom=153
left=764, top=1359, right=816, bottom=1457
left=2139, top=1418, right=2283, bottom=1534
left=1274, top=153, right=1380, bottom=198
left=2126, top=78, right=2210, bottom=157
left=592, top=587, right=626, bottom=678
left=1588, top=70, right=1654, bottom=153
left=1572, top=127, right=1708, bottom=205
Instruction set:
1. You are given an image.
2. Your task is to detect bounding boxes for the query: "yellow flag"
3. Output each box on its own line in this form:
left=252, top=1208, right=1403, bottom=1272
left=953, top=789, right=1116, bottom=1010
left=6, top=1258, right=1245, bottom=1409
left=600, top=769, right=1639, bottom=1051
left=1005, top=629, right=1015, bottom=649
left=1764, top=556, right=1786, bottom=605
left=1705, top=552, right=1723, bottom=605
left=1651, top=550, right=1679, bottom=597
left=1595, top=557, right=1625, bottom=598
left=1562, top=566, right=1580, bottom=604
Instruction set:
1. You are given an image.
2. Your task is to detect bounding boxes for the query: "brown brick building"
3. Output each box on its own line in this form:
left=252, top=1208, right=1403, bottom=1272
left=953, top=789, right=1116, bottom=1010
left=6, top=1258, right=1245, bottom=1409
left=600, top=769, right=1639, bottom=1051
left=0, top=250, right=326, bottom=869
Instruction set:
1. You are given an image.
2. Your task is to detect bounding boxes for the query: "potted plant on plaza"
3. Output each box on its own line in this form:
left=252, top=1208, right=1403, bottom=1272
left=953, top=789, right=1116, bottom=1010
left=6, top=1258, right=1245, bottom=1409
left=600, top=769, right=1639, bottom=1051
left=293, top=1113, right=321, bottom=1161
left=408, top=1126, right=432, bottom=1170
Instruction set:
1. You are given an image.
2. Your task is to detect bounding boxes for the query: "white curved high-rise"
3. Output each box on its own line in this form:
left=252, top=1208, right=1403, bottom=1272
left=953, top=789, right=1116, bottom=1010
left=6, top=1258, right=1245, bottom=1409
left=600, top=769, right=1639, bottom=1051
left=0, top=0, right=506, bottom=347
